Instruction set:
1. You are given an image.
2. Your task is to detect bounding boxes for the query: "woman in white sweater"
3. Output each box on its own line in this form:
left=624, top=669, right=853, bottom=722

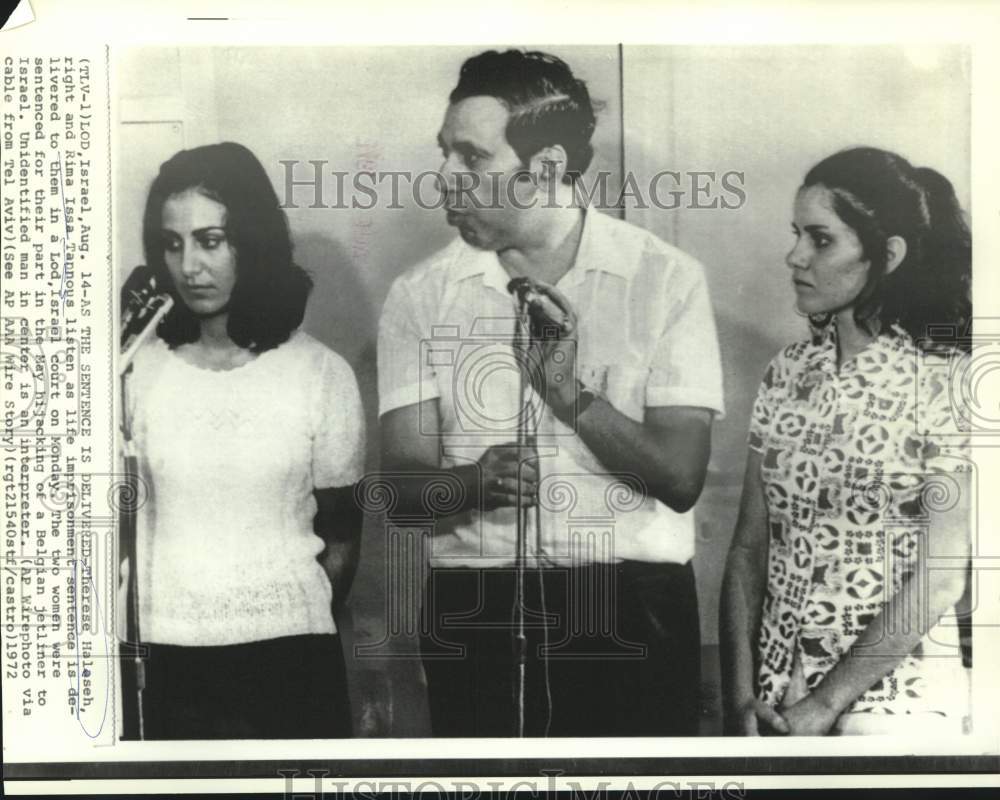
left=128, top=142, right=366, bottom=738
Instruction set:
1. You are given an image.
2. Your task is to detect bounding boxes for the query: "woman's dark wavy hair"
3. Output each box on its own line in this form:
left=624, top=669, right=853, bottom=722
left=803, top=147, right=971, bottom=353
left=142, top=141, right=312, bottom=352
left=449, top=49, right=599, bottom=185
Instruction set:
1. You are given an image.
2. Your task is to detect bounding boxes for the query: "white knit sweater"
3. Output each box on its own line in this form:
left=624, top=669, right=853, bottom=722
left=128, top=331, right=365, bottom=645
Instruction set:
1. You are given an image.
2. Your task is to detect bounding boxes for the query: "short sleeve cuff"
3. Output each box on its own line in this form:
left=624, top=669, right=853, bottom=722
left=315, top=460, right=365, bottom=490
left=379, top=379, right=440, bottom=417
left=646, top=386, right=725, bottom=418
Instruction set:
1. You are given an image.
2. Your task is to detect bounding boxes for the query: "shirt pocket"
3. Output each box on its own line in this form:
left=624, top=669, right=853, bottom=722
left=582, top=362, right=649, bottom=422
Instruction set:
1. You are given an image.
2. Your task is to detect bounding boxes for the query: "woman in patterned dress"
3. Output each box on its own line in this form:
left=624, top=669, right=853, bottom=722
left=721, top=147, right=972, bottom=736
left=127, top=142, right=366, bottom=738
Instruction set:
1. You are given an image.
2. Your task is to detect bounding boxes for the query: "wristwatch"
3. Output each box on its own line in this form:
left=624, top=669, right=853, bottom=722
left=556, top=380, right=598, bottom=426
left=575, top=382, right=598, bottom=419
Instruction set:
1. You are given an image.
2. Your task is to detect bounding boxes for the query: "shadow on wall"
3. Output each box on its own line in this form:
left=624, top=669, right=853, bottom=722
left=298, top=232, right=378, bottom=371
left=694, top=310, right=786, bottom=644
left=297, top=230, right=434, bottom=737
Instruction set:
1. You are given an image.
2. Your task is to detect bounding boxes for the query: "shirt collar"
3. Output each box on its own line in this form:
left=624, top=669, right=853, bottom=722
left=807, top=318, right=912, bottom=375
left=452, top=208, right=641, bottom=294
left=453, top=247, right=511, bottom=295
left=559, top=208, right=643, bottom=291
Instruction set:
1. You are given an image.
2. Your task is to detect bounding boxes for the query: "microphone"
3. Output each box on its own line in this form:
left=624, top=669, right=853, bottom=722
left=120, top=266, right=173, bottom=372
left=507, top=277, right=572, bottom=341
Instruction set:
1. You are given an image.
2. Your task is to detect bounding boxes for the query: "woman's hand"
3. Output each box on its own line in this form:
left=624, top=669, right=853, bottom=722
left=778, top=694, right=839, bottom=736
left=733, top=696, right=791, bottom=736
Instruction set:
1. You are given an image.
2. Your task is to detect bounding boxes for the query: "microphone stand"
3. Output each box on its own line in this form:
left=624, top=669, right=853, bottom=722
left=118, top=286, right=172, bottom=740
left=118, top=365, right=145, bottom=740
left=510, top=284, right=543, bottom=738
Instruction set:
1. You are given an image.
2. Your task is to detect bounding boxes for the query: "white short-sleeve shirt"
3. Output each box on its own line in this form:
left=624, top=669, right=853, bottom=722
left=378, top=209, right=724, bottom=568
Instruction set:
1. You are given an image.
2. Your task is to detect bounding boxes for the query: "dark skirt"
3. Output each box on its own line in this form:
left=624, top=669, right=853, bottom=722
left=141, top=633, right=351, bottom=739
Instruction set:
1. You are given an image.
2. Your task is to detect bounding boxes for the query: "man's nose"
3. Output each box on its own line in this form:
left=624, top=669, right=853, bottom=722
left=438, top=153, right=459, bottom=192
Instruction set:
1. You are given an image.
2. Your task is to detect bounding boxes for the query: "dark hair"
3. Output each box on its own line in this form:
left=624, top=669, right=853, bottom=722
left=802, top=146, right=971, bottom=353
left=449, top=49, right=598, bottom=185
left=142, top=141, right=312, bottom=352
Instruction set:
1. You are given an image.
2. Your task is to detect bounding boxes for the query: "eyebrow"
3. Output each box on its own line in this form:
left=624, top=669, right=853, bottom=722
left=160, top=226, right=227, bottom=235
left=792, top=223, right=831, bottom=231
left=437, top=132, right=491, bottom=157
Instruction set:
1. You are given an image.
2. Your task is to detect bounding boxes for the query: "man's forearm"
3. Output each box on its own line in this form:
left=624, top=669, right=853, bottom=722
left=320, top=538, right=361, bottom=608
left=378, top=459, right=482, bottom=520
left=571, top=397, right=710, bottom=512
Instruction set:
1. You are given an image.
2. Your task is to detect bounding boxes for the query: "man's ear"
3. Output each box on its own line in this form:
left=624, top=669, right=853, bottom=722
left=528, top=144, right=569, bottom=185
left=885, top=235, right=908, bottom=275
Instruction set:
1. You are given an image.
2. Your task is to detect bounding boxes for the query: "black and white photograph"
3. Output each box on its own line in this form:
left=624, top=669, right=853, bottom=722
left=114, top=42, right=977, bottom=740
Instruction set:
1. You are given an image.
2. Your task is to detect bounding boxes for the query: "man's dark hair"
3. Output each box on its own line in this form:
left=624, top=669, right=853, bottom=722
left=449, top=49, right=598, bottom=184
left=142, top=141, right=312, bottom=353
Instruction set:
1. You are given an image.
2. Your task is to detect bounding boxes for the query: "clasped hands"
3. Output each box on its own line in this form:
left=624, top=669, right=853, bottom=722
left=734, top=693, right=839, bottom=737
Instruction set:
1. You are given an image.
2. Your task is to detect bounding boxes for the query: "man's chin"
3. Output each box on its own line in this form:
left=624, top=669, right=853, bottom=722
left=455, top=224, right=490, bottom=250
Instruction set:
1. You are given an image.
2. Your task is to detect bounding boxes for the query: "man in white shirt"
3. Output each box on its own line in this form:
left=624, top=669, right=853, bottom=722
left=378, top=49, right=724, bottom=736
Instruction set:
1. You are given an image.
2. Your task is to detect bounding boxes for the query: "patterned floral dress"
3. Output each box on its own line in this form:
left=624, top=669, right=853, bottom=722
left=748, top=322, right=971, bottom=717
